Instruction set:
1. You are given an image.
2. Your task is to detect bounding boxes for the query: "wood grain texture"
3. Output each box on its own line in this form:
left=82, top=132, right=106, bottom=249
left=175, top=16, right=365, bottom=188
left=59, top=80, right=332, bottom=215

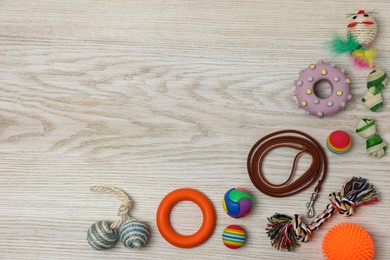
left=1, top=0, right=390, bottom=259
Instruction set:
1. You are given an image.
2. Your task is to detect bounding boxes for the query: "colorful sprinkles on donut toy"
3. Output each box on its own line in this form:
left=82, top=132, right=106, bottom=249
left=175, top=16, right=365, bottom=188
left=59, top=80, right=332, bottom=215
left=294, top=60, right=352, bottom=117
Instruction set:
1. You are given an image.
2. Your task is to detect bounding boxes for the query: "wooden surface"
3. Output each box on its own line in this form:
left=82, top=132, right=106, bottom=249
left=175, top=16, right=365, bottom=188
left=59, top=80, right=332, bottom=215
left=1, top=1, right=390, bottom=259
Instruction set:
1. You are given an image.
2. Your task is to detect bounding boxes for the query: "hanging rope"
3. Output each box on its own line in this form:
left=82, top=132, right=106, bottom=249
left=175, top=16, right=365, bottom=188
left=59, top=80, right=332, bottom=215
left=90, top=185, right=133, bottom=229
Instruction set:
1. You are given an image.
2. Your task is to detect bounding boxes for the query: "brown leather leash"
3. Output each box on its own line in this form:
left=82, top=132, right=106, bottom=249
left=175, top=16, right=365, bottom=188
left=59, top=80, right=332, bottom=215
left=247, top=130, right=328, bottom=217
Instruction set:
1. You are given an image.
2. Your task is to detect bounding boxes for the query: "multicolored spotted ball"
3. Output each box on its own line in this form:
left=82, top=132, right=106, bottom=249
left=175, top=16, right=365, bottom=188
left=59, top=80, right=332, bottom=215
left=326, top=130, right=352, bottom=154
left=222, top=225, right=246, bottom=249
left=222, top=188, right=253, bottom=218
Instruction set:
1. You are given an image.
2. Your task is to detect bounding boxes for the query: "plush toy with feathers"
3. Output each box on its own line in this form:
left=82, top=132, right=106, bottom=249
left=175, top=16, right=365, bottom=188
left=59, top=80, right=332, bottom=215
left=331, top=10, right=377, bottom=69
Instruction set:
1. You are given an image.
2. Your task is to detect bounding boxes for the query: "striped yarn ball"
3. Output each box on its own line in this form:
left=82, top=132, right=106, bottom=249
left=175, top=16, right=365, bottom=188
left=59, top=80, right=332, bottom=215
left=119, top=219, right=150, bottom=249
left=87, top=221, right=119, bottom=250
left=222, top=225, right=246, bottom=249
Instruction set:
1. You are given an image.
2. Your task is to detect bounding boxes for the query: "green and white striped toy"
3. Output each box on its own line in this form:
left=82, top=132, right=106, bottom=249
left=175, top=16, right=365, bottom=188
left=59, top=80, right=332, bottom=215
left=362, top=69, right=388, bottom=112
left=356, top=118, right=387, bottom=158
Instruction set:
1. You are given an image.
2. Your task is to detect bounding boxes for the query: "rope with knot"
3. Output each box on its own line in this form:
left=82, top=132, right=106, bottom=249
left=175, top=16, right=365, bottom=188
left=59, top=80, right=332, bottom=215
left=90, top=185, right=133, bottom=229
left=292, top=192, right=356, bottom=243
left=266, top=176, right=379, bottom=251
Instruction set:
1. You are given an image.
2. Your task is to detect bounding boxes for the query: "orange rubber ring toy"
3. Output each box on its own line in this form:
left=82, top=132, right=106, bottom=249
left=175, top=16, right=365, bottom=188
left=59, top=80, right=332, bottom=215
left=156, top=188, right=216, bottom=248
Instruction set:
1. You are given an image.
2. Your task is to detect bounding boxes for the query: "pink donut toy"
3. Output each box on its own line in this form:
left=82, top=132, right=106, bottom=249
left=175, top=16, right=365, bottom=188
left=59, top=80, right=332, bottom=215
left=294, top=60, right=352, bottom=117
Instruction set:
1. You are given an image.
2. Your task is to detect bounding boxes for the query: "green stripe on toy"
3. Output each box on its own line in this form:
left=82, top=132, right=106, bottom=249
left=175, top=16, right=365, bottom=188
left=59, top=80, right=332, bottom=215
left=367, top=70, right=387, bottom=87
left=356, top=118, right=387, bottom=158
left=362, top=69, right=387, bottom=112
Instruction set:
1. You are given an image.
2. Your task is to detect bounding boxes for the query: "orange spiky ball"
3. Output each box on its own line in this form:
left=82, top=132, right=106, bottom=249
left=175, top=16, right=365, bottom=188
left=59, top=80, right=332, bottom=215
left=322, top=223, right=374, bottom=260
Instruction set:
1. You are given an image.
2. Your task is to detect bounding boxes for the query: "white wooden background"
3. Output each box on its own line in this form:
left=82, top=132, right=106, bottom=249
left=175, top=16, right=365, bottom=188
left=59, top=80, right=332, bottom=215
left=1, top=1, right=389, bottom=259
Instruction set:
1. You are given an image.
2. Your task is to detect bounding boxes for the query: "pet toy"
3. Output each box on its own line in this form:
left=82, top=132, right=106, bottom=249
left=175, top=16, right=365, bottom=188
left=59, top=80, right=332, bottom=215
left=356, top=118, right=387, bottom=158
left=222, top=188, right=253, bottom=218
left=362, top=68, right=388, bottom=112
left=326, top=130, right=352, bottom=154
left=87, top=186, right=150, bottom=250
left=266, top=177, right=379, bottom=251
left=222, top=225, right=247, bottom=249
left=331, top=10, right=377, bottom=69
left=156, top=188, right=216, bottom=248
left=247, top=130, right=327, bottom=218
left=294, top=60, right=352, bottom=117
left=322, top=223, right=374, bottom=260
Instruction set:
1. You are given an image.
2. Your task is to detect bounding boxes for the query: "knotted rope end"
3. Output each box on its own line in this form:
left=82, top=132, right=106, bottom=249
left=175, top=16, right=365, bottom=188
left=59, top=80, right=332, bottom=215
left=328, top=176, right=379, bottom=217
left=266, top=213, right=300, bottom=251
left=90, top=185, right=133, bottom=229
left=342, top=176, right=379, bottom=206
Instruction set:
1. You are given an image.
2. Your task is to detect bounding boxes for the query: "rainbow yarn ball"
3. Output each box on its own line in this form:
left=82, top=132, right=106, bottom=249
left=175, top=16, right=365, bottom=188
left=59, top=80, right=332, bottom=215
left=326, top=130, right=352, bottom=154
left=222, top=188, right=253, bottom=218
left=222, top=225, right=246, bottom=249
left=322, top=223, right=374, bottom=260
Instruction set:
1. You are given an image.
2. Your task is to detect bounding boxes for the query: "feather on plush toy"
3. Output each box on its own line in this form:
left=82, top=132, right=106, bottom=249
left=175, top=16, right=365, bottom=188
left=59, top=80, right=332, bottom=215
left=331, top=10, right=377, bottom=69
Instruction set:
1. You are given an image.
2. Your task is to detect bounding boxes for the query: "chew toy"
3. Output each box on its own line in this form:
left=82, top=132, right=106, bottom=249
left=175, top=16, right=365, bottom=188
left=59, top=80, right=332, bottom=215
left=331, top=10, right=377, bottom=69
left=294, top=60, right=352, bottom=117
left=87, top=221, right=118, bottom=250
left=326, top=130, right=352, bottom=154
left=222, top=188, right=253, bottom=218
left=222, top=225, right=247, bottom=249
left=356, top=118, right=387, bottom=158
left=362, top=69, right=388, bottom=112
left=87, top=186, right=150, bottom=250
left=322, top=223, right=374, bottom=260
left=156, top=188, right=216, bottom=248
left=266, top=177, right=379, bottom=251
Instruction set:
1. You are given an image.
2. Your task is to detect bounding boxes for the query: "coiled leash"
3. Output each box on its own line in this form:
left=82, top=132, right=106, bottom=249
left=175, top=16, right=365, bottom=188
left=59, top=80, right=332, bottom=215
left=247, top=130, right=328, bottom=218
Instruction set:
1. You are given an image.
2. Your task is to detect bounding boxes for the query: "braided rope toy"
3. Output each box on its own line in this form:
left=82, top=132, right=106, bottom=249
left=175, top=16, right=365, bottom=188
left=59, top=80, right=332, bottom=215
left=356, top=118, right=387, bottom=158
left=362, top=69, right=388, bottom=112
left=87, top=186, right=150, bottom=250
left=266, top=177, right=379, bottom=251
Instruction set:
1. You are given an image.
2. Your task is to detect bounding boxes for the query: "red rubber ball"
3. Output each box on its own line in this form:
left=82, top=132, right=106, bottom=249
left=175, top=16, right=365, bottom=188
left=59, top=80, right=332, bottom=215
left=329, top=130, right=351, bottom=149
